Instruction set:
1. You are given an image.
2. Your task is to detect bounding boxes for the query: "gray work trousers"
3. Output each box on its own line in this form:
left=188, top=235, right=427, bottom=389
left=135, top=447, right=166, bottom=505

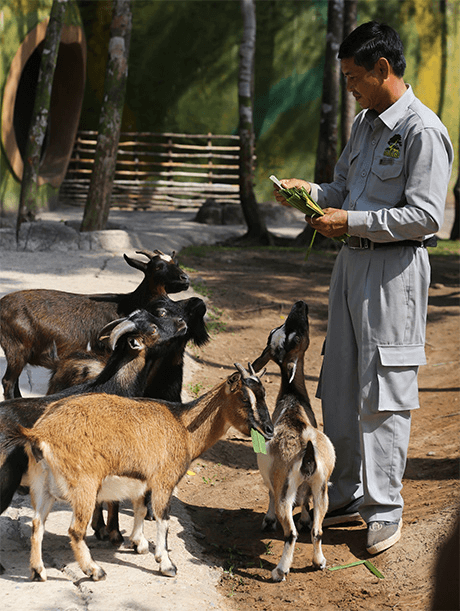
left=317, top=243, right=430, bottom=524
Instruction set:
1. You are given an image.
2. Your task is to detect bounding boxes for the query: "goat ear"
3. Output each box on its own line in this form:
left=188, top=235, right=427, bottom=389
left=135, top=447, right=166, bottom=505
left=227, top=371, right=241, bottom=392
left=124, top=253, right=147, bottom=273
left=251, top=347, right=271, bottom=373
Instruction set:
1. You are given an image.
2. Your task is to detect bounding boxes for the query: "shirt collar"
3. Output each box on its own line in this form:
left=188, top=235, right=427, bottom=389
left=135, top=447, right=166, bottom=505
left=365, top=84, right=414, bottom=130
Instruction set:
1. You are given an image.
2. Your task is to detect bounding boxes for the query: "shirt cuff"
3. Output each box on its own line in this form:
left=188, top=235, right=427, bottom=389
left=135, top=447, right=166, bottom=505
left=346, top=211, right=369, bottom=236
left=309, top=182, right=321, bottom=204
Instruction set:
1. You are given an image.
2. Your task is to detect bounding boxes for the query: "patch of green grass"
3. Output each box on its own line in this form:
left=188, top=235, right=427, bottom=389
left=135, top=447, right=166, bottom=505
left=187, top=382, right=203, bottom=397
left=207, top=306, right=227, bottom=334
left=428, top=239, right=460, bottom=256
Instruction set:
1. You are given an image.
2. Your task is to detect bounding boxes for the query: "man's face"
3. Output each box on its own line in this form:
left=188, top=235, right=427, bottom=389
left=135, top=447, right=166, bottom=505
left=341, top=57, right=386, bottom=113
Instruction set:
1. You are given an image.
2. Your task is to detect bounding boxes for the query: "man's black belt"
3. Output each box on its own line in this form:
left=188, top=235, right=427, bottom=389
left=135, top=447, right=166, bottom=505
left=346, top=236, right=437, bottom=250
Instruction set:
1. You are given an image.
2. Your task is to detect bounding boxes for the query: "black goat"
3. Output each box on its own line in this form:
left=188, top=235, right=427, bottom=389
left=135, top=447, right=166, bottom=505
left=47, top=295, right=210, bottom=400
left=0, top=250, right=189, bottom=399
left=0, top=307, right=188, bottom=519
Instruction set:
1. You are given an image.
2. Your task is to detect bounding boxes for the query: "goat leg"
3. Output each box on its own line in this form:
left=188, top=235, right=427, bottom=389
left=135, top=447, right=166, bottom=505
left=91, top=502, right=109, bottom=540
left=261, top=489, right=277, bottom=532
left=150, top=490, right=176, bottom=577
left=130, top=497, right=149, bottom=554
left=30, top=492, right=54, bottom=581
left=106, top=502, right=124, bottom=546
left=69, top=492, right=106, bottom=581
left=272, top=502, right=298, bottom=582
left=91, top=502, right=123, bottom=546
left=310, top=480, right=328, bottom=569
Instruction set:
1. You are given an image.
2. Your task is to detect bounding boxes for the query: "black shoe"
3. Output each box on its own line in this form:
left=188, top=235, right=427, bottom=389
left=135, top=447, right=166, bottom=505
left=366, top=519, right=402, bottom=554
left=322, top=496, right=364, bottom=527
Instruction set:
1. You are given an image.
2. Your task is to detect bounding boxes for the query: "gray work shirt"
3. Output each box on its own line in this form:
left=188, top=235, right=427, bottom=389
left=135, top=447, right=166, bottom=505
left=310, top=85, right=454, bottom=242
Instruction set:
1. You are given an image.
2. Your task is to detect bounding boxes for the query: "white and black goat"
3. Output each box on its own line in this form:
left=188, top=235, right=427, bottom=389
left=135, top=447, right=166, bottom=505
left=5, top=364, right=273, bottom=582
left=0, top=307, right=188, bottom=519
left=0, top=249, right=189, bottom=399
left=252, top=300, right=335, bottom=582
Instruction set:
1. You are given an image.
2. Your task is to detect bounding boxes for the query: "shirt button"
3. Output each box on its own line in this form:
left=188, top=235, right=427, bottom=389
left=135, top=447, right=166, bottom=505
left=372, top=140, right=376, bottom=145
left=361, top=171, right=367, bottom=177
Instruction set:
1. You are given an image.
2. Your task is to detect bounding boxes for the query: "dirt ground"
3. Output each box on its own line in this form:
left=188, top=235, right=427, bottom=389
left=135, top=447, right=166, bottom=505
left=173, top=243, right=460, bottom=611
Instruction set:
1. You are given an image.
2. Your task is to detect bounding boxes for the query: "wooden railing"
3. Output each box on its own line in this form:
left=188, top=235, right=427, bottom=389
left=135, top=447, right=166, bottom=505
left=59, top=130, right=241, bottom=209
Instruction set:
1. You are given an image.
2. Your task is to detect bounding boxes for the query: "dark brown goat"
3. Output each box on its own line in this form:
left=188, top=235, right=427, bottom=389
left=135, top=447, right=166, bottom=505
left=0, top=250, right=189, bottom=399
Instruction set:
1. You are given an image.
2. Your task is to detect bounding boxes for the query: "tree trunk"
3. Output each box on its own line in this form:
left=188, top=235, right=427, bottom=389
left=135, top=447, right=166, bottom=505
left=238, top=0, right=272, bottom=245
left=80, top=0, right=132, bottom=232
left=341, top=0, right=357, bottom=150
left=295, top=0, right=343, bottom=247
left=16, top=0, right=69, bottom=237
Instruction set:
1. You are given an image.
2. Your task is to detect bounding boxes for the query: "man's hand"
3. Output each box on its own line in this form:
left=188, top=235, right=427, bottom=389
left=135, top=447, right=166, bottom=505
left=274, top=178, right=311, bottom=207
left=306, top=208, right=348, bottom=238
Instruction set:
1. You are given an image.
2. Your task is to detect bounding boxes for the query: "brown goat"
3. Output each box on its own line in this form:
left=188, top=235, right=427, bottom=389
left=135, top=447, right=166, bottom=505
left=0, top=250, right=189, bottom=399
left=8, top=364, right=274, bottom=581
left=252, top=300, right=335, bottom=581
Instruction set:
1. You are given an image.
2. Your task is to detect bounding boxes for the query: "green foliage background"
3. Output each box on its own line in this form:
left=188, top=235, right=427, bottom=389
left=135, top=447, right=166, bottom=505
left=2, top=0, right=457, bottom=211
left=78, top=0, right=458, bottom=204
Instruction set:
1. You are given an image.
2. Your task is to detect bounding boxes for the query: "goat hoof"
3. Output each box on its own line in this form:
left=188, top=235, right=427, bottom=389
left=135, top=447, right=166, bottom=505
left=109, top=530, right=124, bottom=547
left=272, top=567, right=287, bottom=582
left=132, top=539, right=149, bottom=554
left=261, top=517, right=276, bottom=532
left=89, top=565, right=107, bottom=581
left=313, top=558, right=326, bottom=570
left=93, top=527, right=109, bottom=541
left=160, top=563, right=177, bottom=577
left=31, top=566, right=47, bottom=581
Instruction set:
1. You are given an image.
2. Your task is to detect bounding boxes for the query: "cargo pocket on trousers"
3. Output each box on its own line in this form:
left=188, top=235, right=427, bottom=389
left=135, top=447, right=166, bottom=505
left=376, top=345, right=426, bottom=411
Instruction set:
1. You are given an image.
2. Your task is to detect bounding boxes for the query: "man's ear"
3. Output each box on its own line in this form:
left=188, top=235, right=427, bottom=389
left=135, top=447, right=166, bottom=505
left=375, top=57, right=391, bottom=80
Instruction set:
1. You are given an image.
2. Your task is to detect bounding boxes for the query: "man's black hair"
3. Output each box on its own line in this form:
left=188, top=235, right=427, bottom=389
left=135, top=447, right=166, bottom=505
left=338, top=21, right=406, bottom=78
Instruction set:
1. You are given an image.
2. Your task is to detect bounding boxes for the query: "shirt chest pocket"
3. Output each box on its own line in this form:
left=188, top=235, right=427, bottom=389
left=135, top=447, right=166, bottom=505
left=368, top=159, right=405, bottom=206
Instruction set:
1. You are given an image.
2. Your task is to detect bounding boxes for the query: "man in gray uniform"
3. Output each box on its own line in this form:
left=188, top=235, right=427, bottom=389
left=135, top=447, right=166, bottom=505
left=275, top=21, right=453, bottom=554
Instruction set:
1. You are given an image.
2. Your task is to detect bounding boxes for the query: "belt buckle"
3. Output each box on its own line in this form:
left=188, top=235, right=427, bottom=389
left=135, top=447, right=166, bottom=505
left=348, top=236, right=369, bottom=250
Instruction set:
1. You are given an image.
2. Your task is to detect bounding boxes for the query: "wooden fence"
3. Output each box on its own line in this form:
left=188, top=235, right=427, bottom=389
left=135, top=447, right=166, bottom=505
left=58, top=130, right=241, bottom=209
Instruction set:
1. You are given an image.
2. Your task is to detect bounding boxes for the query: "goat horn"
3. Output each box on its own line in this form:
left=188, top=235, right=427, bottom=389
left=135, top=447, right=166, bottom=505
left=248, top=362, right=265, bottom=379
left=99, top=318, right=137, bottom=351
left=136, top=250, right=157, bottom=260
left=234, top=362, right=248, bottom=378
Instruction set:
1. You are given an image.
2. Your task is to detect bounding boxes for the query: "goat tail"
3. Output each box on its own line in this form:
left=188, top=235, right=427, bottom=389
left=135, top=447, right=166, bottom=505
left=2, top=423, right=38, bottom=458
left=0, top=425, right=38, bottom=514
left=300, top=440, right=316, bottom=478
